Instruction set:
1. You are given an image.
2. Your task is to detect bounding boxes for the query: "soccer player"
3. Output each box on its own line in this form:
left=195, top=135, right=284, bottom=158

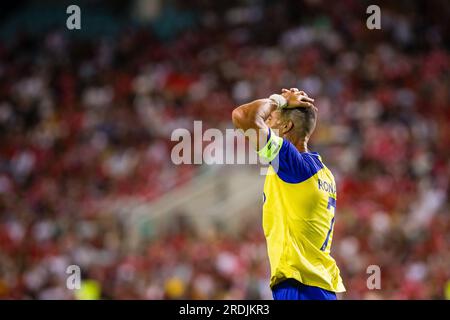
left=231, top=88, right=345, bottom=300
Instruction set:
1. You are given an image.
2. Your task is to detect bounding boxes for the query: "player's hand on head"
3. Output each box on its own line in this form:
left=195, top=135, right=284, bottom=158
left=281, top=88, right=315, bottom=109
left=282, top=88, right=305, bottom=95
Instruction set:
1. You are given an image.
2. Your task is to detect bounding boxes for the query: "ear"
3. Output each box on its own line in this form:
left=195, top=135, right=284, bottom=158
left=281, top=119, right=294, bottom=136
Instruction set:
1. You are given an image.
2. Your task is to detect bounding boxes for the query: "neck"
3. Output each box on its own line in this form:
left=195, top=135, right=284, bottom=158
left=296, top=141, right=308, bottom=153
left=286, top=133, right=308, bottom=153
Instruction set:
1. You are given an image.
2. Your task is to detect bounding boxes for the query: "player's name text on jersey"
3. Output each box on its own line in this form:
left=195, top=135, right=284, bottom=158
left=318, top=178, right=336, bottom=194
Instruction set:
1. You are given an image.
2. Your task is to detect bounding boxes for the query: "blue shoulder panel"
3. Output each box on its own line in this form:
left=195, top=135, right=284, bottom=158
left=270, top=139, right=323, bottom=183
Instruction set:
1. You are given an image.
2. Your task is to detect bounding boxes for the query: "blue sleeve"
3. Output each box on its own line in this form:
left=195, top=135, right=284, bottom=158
left=270, top=140, right=324, bottom=183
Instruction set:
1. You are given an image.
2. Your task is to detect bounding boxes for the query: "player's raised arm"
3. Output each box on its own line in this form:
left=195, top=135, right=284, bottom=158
left=231, top=98, right=277, bottom=150
left=231, top=89, right=315, bottom=151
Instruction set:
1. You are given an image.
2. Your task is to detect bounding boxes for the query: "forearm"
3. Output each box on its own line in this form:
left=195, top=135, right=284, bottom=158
left=231, top=98, right=278, bottom=150
left=231, top=98, right=277, bottom=132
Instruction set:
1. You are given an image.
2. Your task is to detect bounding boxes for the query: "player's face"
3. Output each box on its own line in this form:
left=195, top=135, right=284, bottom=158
left=265, top=109, right=284, bottom=132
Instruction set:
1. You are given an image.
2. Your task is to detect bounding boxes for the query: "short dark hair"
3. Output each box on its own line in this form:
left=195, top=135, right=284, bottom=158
left=280, top=106, right=318, bottom=139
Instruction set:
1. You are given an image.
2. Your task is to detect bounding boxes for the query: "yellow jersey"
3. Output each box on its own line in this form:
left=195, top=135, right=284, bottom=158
left=257, top=129, right=345, bottom=292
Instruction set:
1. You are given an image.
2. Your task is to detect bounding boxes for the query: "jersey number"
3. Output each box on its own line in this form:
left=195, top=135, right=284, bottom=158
left=320, top=197, right=336, bottom=251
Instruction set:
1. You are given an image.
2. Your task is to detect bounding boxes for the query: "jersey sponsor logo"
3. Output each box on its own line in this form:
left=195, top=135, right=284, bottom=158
left=318, top=179, right=336, bottom=194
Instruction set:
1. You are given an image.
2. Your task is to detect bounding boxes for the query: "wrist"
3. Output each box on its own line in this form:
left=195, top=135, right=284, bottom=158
left=269, top=94, right=288, bottom=109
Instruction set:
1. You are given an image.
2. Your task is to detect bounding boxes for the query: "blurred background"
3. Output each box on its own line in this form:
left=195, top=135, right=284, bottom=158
left=0, top=0, right=449, bottom=299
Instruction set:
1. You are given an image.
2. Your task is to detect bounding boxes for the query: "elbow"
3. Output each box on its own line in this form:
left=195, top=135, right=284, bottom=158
left=232, top=106, right=262, bottom=132
left=231, top=107, right=245, bottom=129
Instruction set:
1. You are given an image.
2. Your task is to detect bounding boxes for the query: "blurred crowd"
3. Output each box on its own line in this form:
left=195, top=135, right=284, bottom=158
left=0, top=0, right=449, bottom=299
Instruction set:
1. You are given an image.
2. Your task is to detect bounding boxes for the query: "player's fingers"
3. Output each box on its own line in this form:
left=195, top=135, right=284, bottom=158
left=290, top=88, right=300, bottom=92
left=299, top=91, right=307, bottom=96
left=287, top=101, right=314, bottom=108
left=282, top=88, right=290, bottom=93
left=295, top=92, right=314, bottom=102
left=298, top=102, right=314, bottom=108
left=300, top=95, right=314, bottom=103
